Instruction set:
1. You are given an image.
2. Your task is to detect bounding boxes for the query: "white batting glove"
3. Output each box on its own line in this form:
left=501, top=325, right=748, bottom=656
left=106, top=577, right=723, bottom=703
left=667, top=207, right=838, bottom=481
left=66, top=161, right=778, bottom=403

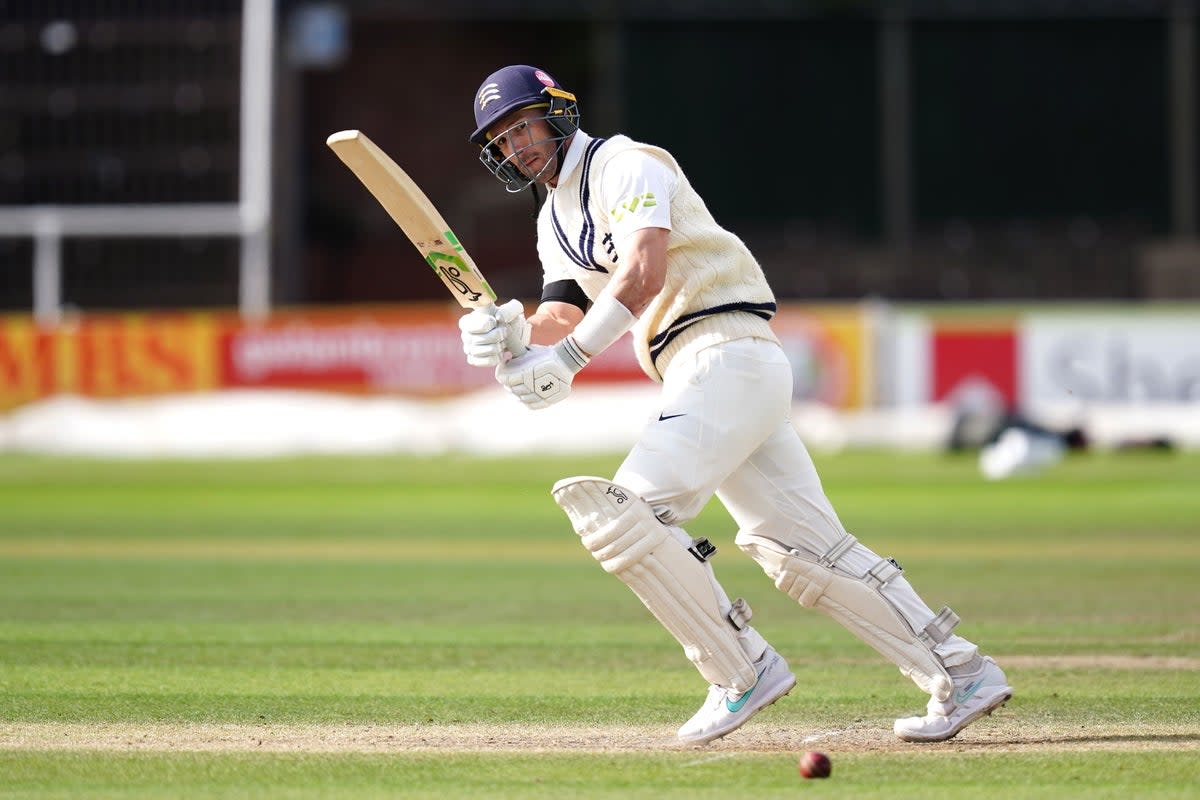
left=494, top=338, right=590, bottom=410
left=458, top=299, right=531, bottom=367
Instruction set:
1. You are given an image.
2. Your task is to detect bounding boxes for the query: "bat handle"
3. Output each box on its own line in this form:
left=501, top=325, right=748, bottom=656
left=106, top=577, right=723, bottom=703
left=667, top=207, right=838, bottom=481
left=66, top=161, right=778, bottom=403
left=485, top=301, right=527, bottom=359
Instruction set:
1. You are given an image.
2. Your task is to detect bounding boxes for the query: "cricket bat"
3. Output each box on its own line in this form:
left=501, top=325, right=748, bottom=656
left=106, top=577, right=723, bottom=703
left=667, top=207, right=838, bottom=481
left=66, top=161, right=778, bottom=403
left=325, top=129, right=525, bottom=356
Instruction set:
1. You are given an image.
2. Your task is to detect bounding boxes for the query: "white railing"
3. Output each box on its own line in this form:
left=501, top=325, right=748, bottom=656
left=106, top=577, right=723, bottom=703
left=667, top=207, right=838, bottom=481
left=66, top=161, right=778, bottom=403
left=0, top=0, right=275, bottom=325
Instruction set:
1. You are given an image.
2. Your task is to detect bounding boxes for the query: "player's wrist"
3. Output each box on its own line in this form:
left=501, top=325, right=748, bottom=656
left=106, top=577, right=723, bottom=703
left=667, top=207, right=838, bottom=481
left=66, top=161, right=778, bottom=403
left=571, top=293, right=637, bottom=359
left=554, top=336, right=590, bottom=373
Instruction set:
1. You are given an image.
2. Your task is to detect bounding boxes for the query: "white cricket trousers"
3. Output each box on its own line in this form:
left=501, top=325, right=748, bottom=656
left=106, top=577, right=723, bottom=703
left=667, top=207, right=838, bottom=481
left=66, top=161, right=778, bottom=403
left=613, top=336, right=977, bottom=671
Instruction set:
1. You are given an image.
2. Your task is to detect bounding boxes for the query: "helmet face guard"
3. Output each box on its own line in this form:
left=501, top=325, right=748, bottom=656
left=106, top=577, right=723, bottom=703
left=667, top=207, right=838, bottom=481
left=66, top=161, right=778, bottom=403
left=470, top=66, right=579, bottom=192
left=478, top=97, right=579, bottom=192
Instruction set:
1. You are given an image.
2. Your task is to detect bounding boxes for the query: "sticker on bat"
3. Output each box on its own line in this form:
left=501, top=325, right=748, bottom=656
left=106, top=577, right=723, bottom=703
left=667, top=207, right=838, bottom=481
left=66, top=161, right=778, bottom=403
left=426, top=252, right=483, bottom=302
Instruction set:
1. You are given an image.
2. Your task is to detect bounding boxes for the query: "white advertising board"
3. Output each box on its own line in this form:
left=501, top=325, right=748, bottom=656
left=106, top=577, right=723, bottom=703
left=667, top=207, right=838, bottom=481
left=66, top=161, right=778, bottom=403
left=1021, top=314, right=1200, bottom=407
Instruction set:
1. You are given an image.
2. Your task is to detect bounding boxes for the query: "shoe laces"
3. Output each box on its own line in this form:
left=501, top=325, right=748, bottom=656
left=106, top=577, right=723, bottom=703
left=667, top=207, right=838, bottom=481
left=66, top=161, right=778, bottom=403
left=701, top=683, right=746, bottom=711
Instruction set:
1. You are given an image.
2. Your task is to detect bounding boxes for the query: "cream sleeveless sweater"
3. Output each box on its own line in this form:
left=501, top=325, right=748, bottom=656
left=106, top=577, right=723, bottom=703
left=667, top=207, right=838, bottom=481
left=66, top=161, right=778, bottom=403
left=537, top=133, right=778, bottom=382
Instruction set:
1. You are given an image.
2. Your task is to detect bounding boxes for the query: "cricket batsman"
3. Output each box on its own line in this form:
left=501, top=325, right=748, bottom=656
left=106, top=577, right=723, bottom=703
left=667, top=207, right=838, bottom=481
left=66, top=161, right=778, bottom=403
left=458, top=64, right=1013, bottom=744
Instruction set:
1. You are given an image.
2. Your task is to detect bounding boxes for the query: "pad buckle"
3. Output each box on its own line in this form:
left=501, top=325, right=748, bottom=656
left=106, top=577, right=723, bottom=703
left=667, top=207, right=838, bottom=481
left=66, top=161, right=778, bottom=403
left=865, top=557, right=903, bottom=589
left=688, top=537, right=717, bottom=562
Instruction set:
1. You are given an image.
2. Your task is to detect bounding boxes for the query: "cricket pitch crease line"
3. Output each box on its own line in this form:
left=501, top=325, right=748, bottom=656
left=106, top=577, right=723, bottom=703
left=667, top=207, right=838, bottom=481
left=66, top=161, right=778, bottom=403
left=802, top=727, right=857, bottom=744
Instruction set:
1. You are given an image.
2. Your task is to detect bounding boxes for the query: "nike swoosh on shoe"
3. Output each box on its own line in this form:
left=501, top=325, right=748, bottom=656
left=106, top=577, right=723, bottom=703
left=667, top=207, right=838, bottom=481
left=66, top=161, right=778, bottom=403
left=724, top=667, right=767, bottom=712
left=954, top=679, right=985, bottom=705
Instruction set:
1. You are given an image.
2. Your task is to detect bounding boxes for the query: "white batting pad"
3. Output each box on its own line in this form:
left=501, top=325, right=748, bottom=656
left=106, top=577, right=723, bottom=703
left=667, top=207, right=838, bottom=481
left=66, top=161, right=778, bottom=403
left=552, top=476, right=758, bottom=692
left=736, top=531, right=955, bottom=701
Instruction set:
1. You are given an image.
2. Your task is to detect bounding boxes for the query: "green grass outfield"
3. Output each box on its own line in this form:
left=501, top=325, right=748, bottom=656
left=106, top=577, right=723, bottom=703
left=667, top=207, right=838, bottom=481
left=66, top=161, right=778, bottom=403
left=0, top=450, right=1197, bottom=798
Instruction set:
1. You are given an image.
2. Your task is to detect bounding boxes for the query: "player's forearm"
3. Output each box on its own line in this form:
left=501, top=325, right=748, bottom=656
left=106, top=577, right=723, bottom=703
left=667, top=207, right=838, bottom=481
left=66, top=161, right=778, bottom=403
left=528, top=302, right=584, bottom=345
left=606, top=265, right=662, bottom=317
left=607, top=227, right=669, bottom=315
left=528, top=316, right=575, bottom=345
left=525, top=229, right=668, bottom=357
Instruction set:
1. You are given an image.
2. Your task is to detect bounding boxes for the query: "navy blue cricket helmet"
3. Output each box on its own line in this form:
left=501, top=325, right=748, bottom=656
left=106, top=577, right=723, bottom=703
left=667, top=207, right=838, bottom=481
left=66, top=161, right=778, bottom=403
left=469, top=65, right=579, bottom=145
left=469, top=65, right=580, bottom=191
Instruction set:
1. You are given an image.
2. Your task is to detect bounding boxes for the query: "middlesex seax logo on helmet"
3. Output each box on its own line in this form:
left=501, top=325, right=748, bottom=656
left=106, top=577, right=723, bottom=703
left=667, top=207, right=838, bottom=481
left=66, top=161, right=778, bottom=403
left=469, top=64, right=578, bottom=153
left=478, top=82, right=501, bottom=110
left=470, top=65, right=565, bottom=145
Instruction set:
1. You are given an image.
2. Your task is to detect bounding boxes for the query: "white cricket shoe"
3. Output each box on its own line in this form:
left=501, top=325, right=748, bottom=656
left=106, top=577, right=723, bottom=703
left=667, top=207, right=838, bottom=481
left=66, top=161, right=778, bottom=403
left=894, top=655, right=1013, bottom=742
left=676, top=646, right=796, bottom=745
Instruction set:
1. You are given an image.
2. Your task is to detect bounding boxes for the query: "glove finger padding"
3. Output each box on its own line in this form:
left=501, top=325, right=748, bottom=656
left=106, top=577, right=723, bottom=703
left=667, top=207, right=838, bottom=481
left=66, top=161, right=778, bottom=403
left=460, top=307, right=508, bottom=367
left=460, top=301, right=530, bottom=367
left=463, top=343, right=506, bottom=368
left=463, top=326, right=506, bottom=346
left=463, top=335, right=505, bottom=367
left=495, top=298, right=524, bottom=324
left=495, top=299, right=531, bottom=355
left=458, top=308, right=500, bottom=335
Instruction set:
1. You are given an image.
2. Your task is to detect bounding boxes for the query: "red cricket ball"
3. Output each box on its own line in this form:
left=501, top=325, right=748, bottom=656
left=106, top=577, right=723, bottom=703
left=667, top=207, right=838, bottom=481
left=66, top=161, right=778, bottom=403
left=798, top=750, right=832, bottom=779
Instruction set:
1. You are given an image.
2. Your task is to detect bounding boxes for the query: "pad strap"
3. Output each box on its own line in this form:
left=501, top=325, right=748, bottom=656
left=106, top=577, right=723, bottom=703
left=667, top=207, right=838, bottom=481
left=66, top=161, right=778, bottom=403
left=818, top=533, right=858, bottom=567
left=865, top=558, right=903, bottom=590
left=919, top=606, right=961, bottom=645
left=728, top=597, right=753, bottom=631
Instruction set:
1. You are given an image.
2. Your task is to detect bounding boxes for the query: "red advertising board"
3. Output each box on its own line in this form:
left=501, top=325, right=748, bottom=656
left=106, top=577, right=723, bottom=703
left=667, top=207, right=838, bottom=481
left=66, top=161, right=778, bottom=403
left=931, top=326, right=1018, bottom=410
left=0, top=302, right=872, bottom=410
left=215, top=304, right=648, bottom=395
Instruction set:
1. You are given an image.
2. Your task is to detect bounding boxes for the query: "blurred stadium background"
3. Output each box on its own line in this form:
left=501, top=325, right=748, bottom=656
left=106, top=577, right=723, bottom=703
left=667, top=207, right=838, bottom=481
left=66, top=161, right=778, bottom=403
left=1, top=0, right=1198, bottom=460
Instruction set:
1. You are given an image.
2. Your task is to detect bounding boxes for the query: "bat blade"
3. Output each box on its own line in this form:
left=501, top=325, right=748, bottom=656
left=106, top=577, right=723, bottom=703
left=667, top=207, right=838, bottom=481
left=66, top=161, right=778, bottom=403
left=325, top=129, right=497, bottom=309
